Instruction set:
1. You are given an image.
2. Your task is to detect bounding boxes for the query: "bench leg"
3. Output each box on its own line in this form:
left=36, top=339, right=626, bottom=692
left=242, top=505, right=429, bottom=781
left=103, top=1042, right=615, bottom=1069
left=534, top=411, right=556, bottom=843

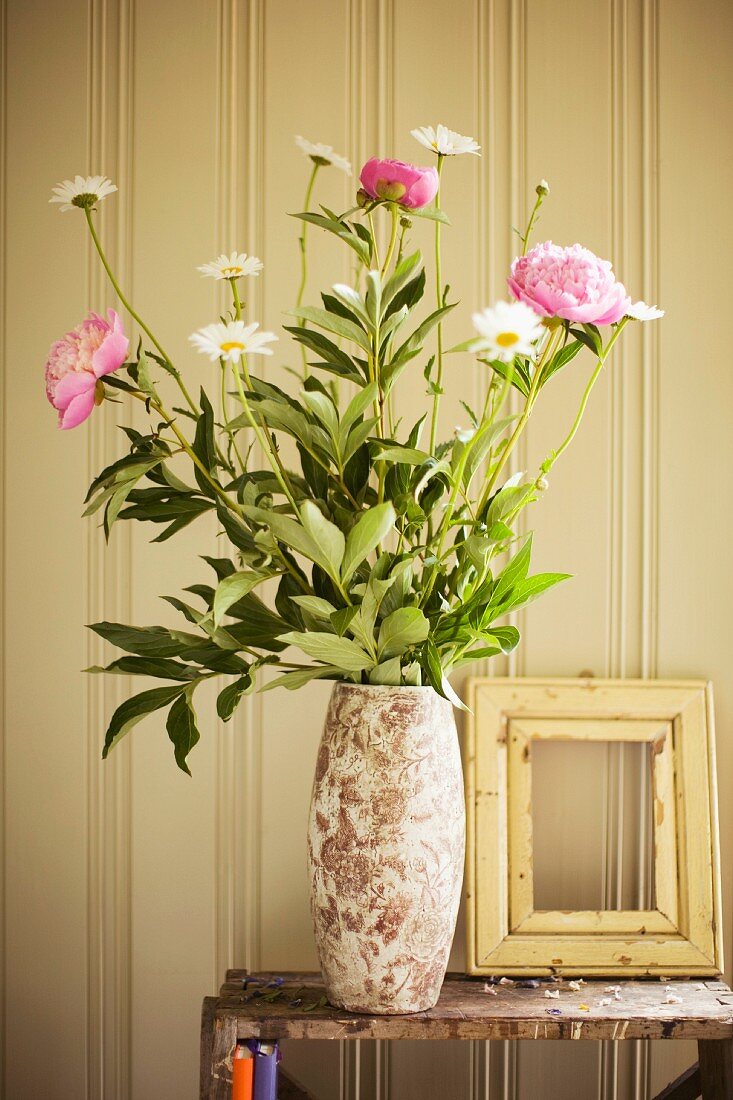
left=650, top=1061, right=701, bottom=1100
left=279, top=1068, right=319, bottom=1099
left=699, top=1039, right=733, bottom=1099
left=200, top=1003, right=237, bottom=1100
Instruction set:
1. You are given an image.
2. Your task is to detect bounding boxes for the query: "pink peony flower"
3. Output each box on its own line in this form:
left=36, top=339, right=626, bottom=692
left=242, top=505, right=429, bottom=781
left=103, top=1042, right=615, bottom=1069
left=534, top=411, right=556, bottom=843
left=508, top=241, right=631, bottom=326
left=359, top=157, right=439, bottom=210
left=45, top=309, right=129, bottom=429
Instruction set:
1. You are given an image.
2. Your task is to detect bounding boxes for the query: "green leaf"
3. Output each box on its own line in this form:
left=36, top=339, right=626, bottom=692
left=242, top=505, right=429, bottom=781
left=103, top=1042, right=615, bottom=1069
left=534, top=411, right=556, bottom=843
left=212, top=571, right=268, bottom=627
left=368, top=657, right=402, bottom=685
left=260, top=665, right=342, bottom=692
left=485, top=625, right=520, bottom=653
left=290, top=595, right=338, bottom=619
left=341, top=503, right=396, bottom=582
left=482, top=357, right=531, bottom=397
left=542, top=338, right=584, bottom=384
left=407, top=205, right=451, bottom=225
left=90, top=621, right=191, bottom=658
left=280, top=631, right=374, bottom=672
left=216, top=673, right=253, bottom=721
left=391, top=303, right=456, bottom=364
left=376, top=445, right=431, bottom=465
left=364, top=270, right=382, bottom=325
left=300, top=501, right=345, bottom=580
left=421, top=637, right=445, bottom=694
left=166, top=691, right=200, bottom=775
left=242, top=505, right=339, bottom=581
left=377, top=606, right=430, bottom=660
left=330, top=605, right=358, bottom=636
left=382, top=251, right=422, bottom=310
left=289, top=211, right=370, bottom=264
left=289, top=307, right=372, bottom=353
left=87, top=656, right=199, bottom=680
left=341, top=417, right=379, bottom=465
left=192, top=388, right=216, bottom=498
left=330, top=283, right=373, bottom=330
left=440, top=674, right=470, bottom=711
left=491, top=535, right=533, bottom=607
left=338, top=382, right=378, bottom=448
left=495, top=571, right=571, bottom=615
left=102, top=684, right=186, bottom=758
left=136, top=352, right=155, bottom=396
left=301, top=385, right=338, bottom=428
left=569, top=325, right=602, bottom=356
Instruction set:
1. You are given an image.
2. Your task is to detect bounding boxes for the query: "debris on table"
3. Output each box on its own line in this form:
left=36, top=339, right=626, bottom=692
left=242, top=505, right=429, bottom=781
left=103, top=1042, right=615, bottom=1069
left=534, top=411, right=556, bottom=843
left=545, top=989, right=560, bottom=999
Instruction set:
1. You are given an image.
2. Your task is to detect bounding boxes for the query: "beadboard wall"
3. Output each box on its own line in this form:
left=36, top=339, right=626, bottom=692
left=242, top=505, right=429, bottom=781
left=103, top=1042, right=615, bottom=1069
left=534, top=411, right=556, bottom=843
left=2, top=1, right=732, bottom=1097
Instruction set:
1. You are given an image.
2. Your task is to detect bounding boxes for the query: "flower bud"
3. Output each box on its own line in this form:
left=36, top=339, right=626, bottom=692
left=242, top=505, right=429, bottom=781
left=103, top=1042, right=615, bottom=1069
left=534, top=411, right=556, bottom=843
left=359, top=157, right=439, bottom=210
left=356, top=187, right=370, bottom=209
left=536, top=179, right=550, bottom=197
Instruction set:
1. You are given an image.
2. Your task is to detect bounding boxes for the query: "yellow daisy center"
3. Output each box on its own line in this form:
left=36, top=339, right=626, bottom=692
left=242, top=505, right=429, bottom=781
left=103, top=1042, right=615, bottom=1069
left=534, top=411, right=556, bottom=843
left=222, top=266, right=243, bottom=276
left=220, top=341, right=245, bottom=352
left=496, top=331, right=520, bottom=348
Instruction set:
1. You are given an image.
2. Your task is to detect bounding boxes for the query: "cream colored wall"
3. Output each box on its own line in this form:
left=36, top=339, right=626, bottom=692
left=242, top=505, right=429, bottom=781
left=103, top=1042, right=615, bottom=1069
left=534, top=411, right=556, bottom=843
left=1, top=1, right=732, bottom=1098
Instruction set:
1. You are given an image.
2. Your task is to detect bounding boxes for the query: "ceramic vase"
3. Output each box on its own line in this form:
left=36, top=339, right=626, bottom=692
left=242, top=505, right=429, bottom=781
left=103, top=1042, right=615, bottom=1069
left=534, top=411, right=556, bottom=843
left=307, top=683, right=465, bottom=1014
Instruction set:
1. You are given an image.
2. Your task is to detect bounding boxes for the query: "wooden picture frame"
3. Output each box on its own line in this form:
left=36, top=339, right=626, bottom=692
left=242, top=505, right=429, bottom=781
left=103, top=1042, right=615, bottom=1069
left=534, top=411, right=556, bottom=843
left=465, top=678, right=723, bottom=976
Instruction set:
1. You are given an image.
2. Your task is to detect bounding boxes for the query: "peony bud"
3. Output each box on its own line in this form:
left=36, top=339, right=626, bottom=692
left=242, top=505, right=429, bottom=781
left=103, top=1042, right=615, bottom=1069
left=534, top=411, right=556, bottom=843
left=359, top=157, right=439, bottom=210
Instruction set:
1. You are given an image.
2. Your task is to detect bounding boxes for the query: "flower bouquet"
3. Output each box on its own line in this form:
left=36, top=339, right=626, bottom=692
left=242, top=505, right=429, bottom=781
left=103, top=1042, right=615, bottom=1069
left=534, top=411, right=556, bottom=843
left=47, top=124, right=662, bottom=1012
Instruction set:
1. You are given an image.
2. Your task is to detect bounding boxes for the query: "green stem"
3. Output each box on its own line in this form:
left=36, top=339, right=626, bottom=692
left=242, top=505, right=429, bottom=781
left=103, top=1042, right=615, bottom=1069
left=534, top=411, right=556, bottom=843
left=381, top=204, right=400, bottom=276
left=125, top=388, right=243, bottom=518
left=296, top=163, right=320, bottom=379
left=429, top=154, right=446, bottom=452
left=520, top=186, right=548, bottom=256
left=367, top=211, right=381, bottom=269
left=232, top=358, right=301, bottom=516
left=84, top=208, right=198, bottom=416
left=476, top=326, right=562, bottom=517
left=396, top=221, right=408, bottom=267
left=419, top=445, right=471, bottom=609
left=544, top=319, right=629, bottom=472
left=220, top=361, right=246, bottom=473
left=231, top=278, right=244, bottom=320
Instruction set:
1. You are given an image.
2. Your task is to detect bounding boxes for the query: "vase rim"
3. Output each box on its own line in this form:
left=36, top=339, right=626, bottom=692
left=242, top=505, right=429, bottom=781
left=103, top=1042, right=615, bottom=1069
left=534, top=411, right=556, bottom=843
left=332, top=681, right=440, bottom=695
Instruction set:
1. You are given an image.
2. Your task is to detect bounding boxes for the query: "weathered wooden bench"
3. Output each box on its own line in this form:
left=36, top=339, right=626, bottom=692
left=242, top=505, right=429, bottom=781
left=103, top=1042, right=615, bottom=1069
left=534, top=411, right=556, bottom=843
left=200, top=971, right=733, bottom=1099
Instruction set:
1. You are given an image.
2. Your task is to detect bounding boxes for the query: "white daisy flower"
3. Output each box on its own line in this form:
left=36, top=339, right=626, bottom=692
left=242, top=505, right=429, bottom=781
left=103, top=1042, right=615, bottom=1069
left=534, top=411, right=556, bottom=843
left=189, top=320, right=277, bottom=363
left=295, top=136, right=352, bottom=175
left=471, top=300, right=545, bottom=362
left=411, top=124, right=481, bottom=157
left=626, top=300, right=664, bottom=321
left=49, top=174, right=117, bottom=212
left=197, top=252, right=263, bottom=281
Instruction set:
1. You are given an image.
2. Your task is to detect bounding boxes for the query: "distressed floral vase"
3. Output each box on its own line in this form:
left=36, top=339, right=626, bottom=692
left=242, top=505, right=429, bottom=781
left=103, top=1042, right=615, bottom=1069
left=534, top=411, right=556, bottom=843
left=307, top=683, right=465, bottom=1014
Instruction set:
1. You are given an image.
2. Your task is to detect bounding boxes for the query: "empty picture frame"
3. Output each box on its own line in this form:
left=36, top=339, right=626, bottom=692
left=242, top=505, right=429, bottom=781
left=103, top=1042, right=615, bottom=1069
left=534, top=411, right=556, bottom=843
left=465, top=678, right=723, bottom=976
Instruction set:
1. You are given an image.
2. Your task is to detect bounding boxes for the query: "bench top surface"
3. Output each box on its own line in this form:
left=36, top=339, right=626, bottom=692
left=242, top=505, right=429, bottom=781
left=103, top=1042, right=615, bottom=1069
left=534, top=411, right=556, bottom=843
left=211, top=971, right=733, bottom=1042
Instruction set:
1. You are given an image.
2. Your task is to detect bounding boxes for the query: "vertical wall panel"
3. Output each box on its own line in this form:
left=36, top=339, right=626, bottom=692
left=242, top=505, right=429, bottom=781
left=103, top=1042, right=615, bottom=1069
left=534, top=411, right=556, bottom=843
left=4, top=2, right=91, bottom=1097
left=127, top=2, right=221, bottom=1097
left=650, top=0, right=733, bottom=1093
left=2, top=3, right=731, bottom=1099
